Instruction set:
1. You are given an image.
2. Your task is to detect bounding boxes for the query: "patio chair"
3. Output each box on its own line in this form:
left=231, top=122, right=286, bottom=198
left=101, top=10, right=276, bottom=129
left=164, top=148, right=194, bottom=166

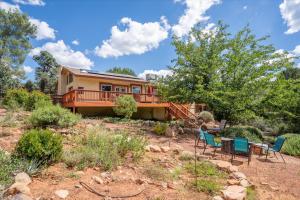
left=263, top=136, right=286, bottom=163
left=231, top=137, right=251, bottom=165
left=196, top=127, right=206, bottom=146
left=203, top=132, right=222, bottom=156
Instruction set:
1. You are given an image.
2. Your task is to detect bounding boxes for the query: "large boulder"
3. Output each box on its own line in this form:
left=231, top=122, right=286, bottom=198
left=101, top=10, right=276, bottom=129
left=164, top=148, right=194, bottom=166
left=222, top=185, right=246, bottom=200
left=5, top=183, right=31, bottom=196
left=54, top=190, right=69, bottom=199
left=15, top=173, right=31, bottom=186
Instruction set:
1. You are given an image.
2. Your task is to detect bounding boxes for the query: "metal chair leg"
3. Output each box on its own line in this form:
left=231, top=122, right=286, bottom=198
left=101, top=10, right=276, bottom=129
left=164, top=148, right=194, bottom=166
left=265, top=150, right=269, bottom=161
left=279, top=152, right=286, bottom=163
left=273, top=151, right=278, bottom=159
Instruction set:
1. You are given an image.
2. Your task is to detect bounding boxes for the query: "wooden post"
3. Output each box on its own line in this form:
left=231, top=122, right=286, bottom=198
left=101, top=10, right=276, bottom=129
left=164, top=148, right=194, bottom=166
left=72, top=107, right=75, bottom=113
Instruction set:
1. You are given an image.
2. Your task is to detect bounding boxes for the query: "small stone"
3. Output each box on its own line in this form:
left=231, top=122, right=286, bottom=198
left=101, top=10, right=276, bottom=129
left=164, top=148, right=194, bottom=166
left=167, top=182, right=175, bottom=189
left=161, top=182, right=168, bottom=189
left=74, top=171, right=85, bottom=176
left=229, top=165, right=238, bottom=172
left=93, top=167, right=100, bottom=171
left=232, top=172, right=247, bottom=180
left=6, top=183, right=31, bottom=196
left=212, top=196, right=224, bottom=200
left=15, top=173, right=31, bottom=186
left=145, top=146, right=151, bottom=152
left=92, top=176, right=104, bottom=184
left=160, top=146, right=170, bottom=153
left=11, top=193, right=33, bottom=200
left=260, top=181, right=269, bottom=186
left=270, top=186, right=279, bottom=191
left=75, top=184, right=82, bottom=188
left=54, top=190, right=69, bottom=199
left=100, top=172, right=110, bottom=179
left=135, top=178, right=147, bottom=185
left=221, top=185, right=246, bottom=200
left=227, top=179, right=240, bottom=185
left=148, top=145, right=161, bottom=152
left=240, top=179, right=250, bottom=187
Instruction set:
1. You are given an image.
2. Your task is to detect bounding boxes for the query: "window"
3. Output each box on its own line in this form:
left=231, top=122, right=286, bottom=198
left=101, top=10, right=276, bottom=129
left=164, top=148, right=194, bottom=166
left=67, top=73, right=73, bottom=84
left=132, top=86, right=141, bottom=94
left=78, top=87, right=84, bottom=94
left=115, top=86, right=127, bottom=93
left=101, top=84, right=112, bottom=91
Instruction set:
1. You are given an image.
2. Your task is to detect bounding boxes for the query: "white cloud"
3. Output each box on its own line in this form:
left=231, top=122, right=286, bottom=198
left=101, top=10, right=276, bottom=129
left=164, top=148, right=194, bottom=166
left=138, top=69, right=173, bottom=80
left=30, top=40, right=94, bottom=69
left=280, top=0, right=300, bottom=34
left=13, top=0, right=45, bottom=6
left=243, top=5, right=247, bottom=10
left=172, top=0, right=221, bottom=38
left=23, top=66, right=33, bottom=73
left=29, top=18, right=56, bottom=40
left=293, top=45, right=300, bottom=55
left=0, top=1, right=20, bottom=11
left=72, top=40, right=79, bottom=45
left=94, top=17, right=170, bottom=58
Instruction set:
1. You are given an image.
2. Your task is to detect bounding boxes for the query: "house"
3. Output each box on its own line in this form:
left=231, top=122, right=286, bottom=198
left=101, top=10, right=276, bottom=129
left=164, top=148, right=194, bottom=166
left=57, top=66, right=204, bottom=121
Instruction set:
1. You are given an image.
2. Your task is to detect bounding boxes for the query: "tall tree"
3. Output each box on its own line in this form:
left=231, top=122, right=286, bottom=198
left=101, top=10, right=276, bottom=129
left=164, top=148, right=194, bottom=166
left=161, top=22, right=295, bottom=124
left=0, top=9, right=36, bottom=92
left=33, top=51, right=59, bottom=94
left=107, top=67, right=137, bottom=76
left=24, top=80, right=35, bottom=92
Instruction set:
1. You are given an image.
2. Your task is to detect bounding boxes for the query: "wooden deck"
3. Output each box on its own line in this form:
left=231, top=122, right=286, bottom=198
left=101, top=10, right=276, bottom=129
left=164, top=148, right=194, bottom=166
left=61, top=90, right=170, bottom=108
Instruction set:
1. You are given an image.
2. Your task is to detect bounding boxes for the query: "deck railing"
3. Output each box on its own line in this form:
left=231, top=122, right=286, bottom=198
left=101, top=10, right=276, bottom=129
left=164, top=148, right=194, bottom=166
left=62, top=89, right=161, bottom=104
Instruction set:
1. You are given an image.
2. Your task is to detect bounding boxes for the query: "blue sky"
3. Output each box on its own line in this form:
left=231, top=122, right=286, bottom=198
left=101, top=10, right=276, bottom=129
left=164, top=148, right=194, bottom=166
left=1, top=0, right=300, bottom=81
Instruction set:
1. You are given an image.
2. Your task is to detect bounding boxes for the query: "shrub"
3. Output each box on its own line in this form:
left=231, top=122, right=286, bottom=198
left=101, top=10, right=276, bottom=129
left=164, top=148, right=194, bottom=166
left=15, top=129, right=63, bottom=165
left=113, top=95, right=137, bottom=118
left=221, top=126, right=263, bottom=143
left=282, top=134, right=300, bottom=156
left=198, top=111, right=214, bottom=123
left=29, top=104, right=81, bottom=127
left=153, top=122, right=168, bottom=135
left=3, top=89, right=30, bottom=109
left=26, top=90, right=52, bottom=111
left=193, top=179, right=221, bottom=194
left=63, top=125, right=147, bottom=170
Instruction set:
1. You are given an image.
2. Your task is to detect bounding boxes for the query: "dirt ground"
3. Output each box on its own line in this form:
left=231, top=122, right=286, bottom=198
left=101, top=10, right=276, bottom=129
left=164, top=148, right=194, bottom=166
left=1, top=114, right=300, bottom=200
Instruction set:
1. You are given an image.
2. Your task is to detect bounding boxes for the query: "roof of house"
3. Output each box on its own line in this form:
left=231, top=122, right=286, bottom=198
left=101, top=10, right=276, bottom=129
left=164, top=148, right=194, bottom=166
left=62, top=66, right=148, bottom=83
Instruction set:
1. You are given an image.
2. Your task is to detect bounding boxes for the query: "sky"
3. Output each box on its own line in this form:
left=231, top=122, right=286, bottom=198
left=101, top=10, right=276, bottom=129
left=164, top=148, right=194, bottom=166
left=1, top=0, right=300, bottom=81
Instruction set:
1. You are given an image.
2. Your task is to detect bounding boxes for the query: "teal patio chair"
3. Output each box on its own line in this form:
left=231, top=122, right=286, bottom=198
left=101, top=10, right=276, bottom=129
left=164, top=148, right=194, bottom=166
left=231, top=137, right=251, bottom=165
left=196, top=127, right=206, bottom=146
left=203, top=132, right=222, bottom=156
left=263, top=136, right=286, bottom=163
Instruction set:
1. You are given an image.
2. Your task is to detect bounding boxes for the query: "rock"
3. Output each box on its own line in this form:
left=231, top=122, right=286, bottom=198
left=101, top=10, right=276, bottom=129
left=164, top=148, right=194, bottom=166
left=11, top=193, right=33, bottom=200
left=221, top=185, right=246, bottom=200
left=74, top=171, right=85, bottom=176
left=227, top=179, right=240, bottom=185
left=92, top=176, right=104, bottom=184
left=145, top=145, right=151, bottom=152
left=210, top=160, right=232, bottom=170
left=167, top=182, right=175, bottom=189
left=15, top=173, right=31, bottom=186
left=100, top=172, right=110, bottom=179
left=160, top=146, right=170, bottom=153
left=260, top=181, right=268, bottom=186
left=240, top=179, right=250, bottom=187
left=212, top=196, right=224, bottom=200
left=165, top=127, right=176, bottom=137
left=270, top=186, right=279, bottom=191
left=181, top=150, right=194, bottom=158
left=161, top=182, right=168, bottom=189
left=75, top=184, right=82, bottom=189
left=232, top=172, right=247, bottom=180
left=54, top=190, right=69, bottom=199
left=148, top=145, right=161, bottom=152
left=5, top=183, right=31, bottom=196
left=229, top=165, right=239, bottom=173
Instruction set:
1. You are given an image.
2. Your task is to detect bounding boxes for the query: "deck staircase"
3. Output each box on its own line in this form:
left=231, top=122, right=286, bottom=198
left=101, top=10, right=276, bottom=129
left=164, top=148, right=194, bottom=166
left=168, top=102, right=199, bottom=128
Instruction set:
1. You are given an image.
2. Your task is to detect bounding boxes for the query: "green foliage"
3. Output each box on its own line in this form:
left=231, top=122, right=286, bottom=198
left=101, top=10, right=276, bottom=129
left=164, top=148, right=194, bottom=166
left=63, top=125, right=147, bottom=170
left=29, top=104, right=81, bottom=127
left=15, top=129, right=63, bottom=165
left=160, top=22, right=297, bottom=125
left=0, top=9, right=36, bottom=91
left=26, top=90, right=52, bottom=111
left=198, top=111, right=214, bottom=123
left=192, top=179, right=221, bottom=195
left=143, top=164, right=171, bottom=181
left=3, top=89, right=30, bottom=109
left=221, top=126, right=263, bottom=143
left=24, top=80, right=35, bottom=92
left=282, top=134, right=300, bottom=156
left=0, top=112, right=17, bottom=127
left=33, top=51, right=60, bottom=94
left=185, top=161, right=227, bottom=178
left=106, top=67, right=137, bottom=76
left=153, top=122, right=168, bottom=135
left=113, top=95, right=137, bottom=118
left=246, top=187, right=257, bottom=200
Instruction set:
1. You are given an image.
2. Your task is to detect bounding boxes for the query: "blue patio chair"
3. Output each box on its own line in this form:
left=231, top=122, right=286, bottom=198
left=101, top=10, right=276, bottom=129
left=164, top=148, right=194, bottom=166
left=203, top=132, right=222, bottom=156
left=263, top=136, right=286, bottom=163
left=231, top=137, right=251, bottom=165
left=196, top=127, right=206, bottom=146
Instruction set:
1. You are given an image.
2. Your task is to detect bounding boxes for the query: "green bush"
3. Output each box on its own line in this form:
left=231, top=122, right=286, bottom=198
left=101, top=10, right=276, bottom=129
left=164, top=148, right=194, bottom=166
left=3, top=89, right=30, bottom=109
left=153, top=122, right=168, bottom=135
left=15, top=129, right=63, bottom=165
left=63, top=125, right=147, bottom=170
left=282, top=134, right=300, bottom=156
left=113, top=95, right=137, bottom=118
left=221, top=126, right=263, bottom=143
left=198, top=111, right=214, bottom=123
left=29, top=104, right=81, bottom=127
left=26, top=90, right=52, bottom=111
